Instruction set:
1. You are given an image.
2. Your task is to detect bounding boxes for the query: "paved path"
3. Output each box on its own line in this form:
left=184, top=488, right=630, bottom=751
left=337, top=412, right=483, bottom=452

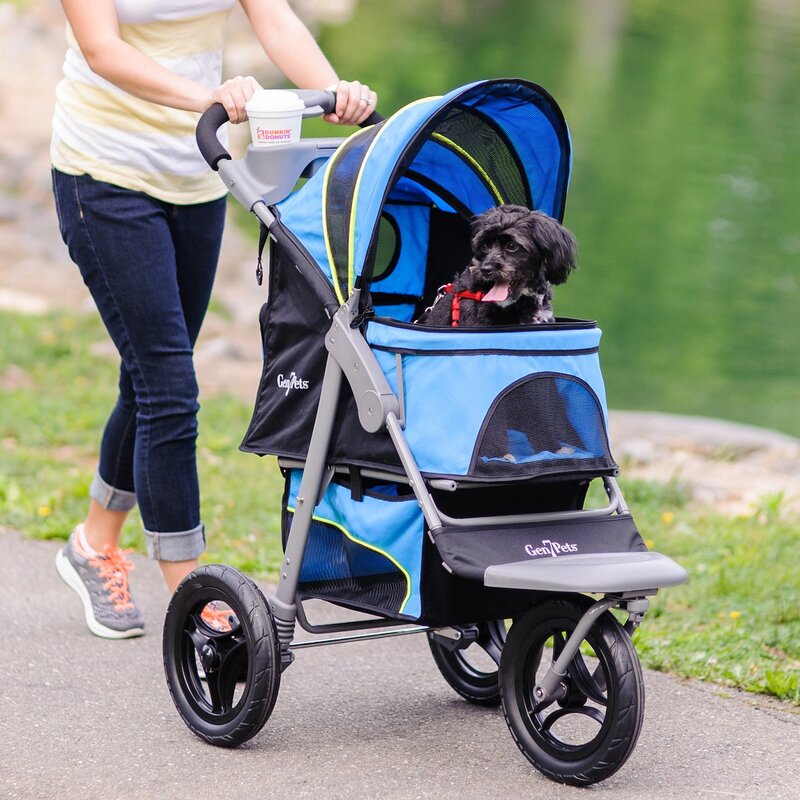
left=1, top=529, right=798, bottom=800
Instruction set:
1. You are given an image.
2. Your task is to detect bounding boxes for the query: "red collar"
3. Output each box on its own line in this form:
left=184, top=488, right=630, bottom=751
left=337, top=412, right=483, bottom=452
left=441, top=283, right=484, bottom=327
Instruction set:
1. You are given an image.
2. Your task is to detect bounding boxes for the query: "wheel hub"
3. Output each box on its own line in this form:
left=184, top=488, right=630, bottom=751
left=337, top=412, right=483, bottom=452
left=199, top=641, right=220, bottom=672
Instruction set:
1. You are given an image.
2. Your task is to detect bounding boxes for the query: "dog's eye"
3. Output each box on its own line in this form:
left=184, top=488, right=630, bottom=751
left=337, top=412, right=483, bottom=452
left=479, top=243, right=490, bottom=254
left=504, top=241, right=520, bottom=252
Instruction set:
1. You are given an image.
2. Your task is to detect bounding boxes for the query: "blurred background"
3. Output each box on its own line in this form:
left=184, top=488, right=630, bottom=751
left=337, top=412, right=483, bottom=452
left=299, top=0, right=800, bottom=437
left=1, top=0, right=798, bottom=438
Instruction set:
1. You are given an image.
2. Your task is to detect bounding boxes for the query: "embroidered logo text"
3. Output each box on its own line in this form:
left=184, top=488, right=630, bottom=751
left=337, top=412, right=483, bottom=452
left=524, top=539, right=579, bottom=558
left=277, top=372, right=310, bottom=396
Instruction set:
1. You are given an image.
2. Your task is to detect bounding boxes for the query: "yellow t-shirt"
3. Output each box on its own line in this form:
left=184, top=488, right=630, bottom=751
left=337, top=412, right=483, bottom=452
left=50, top=0, right=236, bottom=204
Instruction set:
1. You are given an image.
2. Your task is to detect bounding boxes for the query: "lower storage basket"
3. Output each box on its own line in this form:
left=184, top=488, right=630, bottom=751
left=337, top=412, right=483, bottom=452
left=282, top=470, right=426, bottom=619
left=281, top=469, right=601, bottom=625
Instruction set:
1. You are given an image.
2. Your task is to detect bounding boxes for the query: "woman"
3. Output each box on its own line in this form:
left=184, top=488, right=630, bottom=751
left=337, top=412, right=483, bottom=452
left=51, top=0, right=376, bottom=638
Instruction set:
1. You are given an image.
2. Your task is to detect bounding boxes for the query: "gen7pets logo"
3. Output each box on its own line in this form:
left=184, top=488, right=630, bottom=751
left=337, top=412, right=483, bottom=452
left=525, top=539, right=579, bottom=559
left=277, top=372, right=310, bottom=396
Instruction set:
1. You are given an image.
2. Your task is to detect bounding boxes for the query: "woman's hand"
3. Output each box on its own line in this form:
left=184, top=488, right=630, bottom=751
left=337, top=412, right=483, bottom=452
left=324, top=80, right=378, bottom=125
left=210, top=76, right=263, bottom=123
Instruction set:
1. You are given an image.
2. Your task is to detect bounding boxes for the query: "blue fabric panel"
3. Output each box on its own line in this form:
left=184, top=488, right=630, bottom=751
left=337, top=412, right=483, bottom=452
left=389, top=176, right=457, bottom=213
left=276, top=167, right=334, bottom=284
left=371, top=303, right=416, bottom=323
left=367, top=320, right=601, bottom=355
left=287, top=471, right=425, bottom=617
left=407, top=140, right=497, bottom=213
left=366, top=322, right=608, bottom=476
left=555, top=378, right=607, bottom=456
left=372, top=203, right=429, bottom=297
left=459, top=91, right=567, bottom=215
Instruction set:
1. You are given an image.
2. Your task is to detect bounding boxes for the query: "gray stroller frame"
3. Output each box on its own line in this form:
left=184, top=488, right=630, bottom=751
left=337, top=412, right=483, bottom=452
left=162, top=89, right=688, bottom=787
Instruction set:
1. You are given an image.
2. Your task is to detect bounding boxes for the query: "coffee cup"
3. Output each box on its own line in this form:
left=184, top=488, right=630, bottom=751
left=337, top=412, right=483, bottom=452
left=245, top=90, right=305, bottom=147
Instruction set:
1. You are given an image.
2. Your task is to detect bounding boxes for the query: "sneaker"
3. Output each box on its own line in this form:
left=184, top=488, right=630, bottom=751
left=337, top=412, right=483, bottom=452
left=200, top=601, right=239, bottom=632
left=55, top=526, right=145, bottom=639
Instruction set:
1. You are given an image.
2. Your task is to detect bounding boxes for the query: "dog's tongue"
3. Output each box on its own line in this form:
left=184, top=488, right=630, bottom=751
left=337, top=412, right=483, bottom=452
left=482, top=279, right=510, bottom=303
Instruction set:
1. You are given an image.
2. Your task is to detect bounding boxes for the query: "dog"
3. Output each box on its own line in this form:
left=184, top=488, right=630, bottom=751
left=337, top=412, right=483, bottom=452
left=417, top=205, right=577, bottom=327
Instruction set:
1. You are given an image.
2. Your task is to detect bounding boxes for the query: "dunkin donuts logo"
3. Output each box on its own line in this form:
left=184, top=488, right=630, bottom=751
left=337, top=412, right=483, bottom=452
left=256, top=127, right=294, bottom=143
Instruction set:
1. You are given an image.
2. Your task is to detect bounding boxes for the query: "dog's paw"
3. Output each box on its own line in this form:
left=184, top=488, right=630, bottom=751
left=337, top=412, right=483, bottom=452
left=502, top=453, right=517, bottom=463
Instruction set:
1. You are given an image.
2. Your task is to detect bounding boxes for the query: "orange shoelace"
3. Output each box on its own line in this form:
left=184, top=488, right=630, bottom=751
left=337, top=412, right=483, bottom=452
left=201, top=604, right=237, bottom=632
left=88, top=546, right=136, bottom=610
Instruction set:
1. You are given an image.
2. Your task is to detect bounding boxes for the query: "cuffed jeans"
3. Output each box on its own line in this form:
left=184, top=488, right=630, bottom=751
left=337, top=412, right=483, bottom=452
left=52, top=169, right=226, bottom=561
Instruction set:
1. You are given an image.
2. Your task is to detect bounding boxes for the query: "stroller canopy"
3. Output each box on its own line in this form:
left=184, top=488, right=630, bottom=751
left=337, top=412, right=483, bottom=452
left=277, top=79, right=572, bottom=306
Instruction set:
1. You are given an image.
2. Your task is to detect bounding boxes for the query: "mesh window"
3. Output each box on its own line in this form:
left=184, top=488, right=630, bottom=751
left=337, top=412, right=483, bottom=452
left=284, top=510, right=409, bottom=617
left=433, top=107, right=530, bottom=207
left=324, top=124, right=383, bottom=301
left=470, top=374, right=616, bottom=478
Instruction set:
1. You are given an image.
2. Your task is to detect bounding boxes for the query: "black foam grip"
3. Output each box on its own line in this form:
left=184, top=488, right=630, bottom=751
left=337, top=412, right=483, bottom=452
left=196, top=103, right=232, bottom=170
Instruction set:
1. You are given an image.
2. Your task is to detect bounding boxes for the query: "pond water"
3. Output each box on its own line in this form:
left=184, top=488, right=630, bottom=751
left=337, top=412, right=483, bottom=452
left=312, top=0, right=800, bottom=437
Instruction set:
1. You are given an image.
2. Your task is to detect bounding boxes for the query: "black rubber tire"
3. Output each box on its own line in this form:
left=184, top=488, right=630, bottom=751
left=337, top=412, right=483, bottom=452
left=428, top=620, right=507, bottom=706
left=162, top=564, right=281, bottom=747
left=499, top=596, right=644, bottom=786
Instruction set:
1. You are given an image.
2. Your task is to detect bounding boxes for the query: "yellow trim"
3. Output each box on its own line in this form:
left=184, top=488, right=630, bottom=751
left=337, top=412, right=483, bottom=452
left=287, top=505, right=413, bottom=614
left=320, top=126, right=374, bottom=305
left=347, top=96, right=442, bottom=292
left=431, top=133, right=505, bottom=204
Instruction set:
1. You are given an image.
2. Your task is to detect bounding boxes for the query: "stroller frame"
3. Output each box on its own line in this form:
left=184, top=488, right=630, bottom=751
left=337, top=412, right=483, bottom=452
left=162, top=85, right=687, bottom=786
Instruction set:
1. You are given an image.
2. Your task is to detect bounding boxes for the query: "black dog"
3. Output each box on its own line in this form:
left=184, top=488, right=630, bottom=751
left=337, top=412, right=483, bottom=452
left=417, top=205, right=577, bottom=327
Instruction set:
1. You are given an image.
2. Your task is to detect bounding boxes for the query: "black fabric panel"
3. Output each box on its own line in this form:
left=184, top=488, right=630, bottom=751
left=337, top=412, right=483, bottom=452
left=240, top=245, right=331, bottom=457
left=432, top=513, right=647, bottom=582
left=416, top=532, right=538, bottom=626
left=415, top=208, right=473, bottom=321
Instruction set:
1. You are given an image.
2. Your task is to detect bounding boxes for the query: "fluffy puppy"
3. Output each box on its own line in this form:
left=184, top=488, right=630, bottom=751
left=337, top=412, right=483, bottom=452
left=417, top=205, right=577, bottom=327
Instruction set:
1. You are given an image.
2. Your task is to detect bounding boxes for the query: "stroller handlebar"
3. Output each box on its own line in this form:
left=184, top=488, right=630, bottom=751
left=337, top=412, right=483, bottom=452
left=196, top=90, right=384, bottom=171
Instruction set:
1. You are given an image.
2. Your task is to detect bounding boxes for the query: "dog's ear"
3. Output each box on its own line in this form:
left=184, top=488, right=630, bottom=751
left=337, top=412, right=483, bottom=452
left=528, top=212, right=577, bottom=285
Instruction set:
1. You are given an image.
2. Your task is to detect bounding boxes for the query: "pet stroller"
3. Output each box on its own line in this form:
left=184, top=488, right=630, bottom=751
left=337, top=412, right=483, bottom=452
left=162, top=79, right=687, bottom=787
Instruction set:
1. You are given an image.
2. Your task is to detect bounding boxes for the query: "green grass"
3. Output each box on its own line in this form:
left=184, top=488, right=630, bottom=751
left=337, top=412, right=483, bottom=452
left=0, top=310, right=286, bottom=572
left=1, top=309, right=798, bottom=704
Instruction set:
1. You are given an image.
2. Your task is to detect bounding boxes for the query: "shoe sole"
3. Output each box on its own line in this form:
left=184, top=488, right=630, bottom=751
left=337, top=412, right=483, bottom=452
left=55, top=547, right=145, bottom=639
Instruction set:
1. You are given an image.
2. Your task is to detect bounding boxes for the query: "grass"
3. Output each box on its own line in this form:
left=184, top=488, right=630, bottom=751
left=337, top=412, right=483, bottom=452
left=1, top=309, right=798, bottom=704
left=0, top=310, right=286, bottom=573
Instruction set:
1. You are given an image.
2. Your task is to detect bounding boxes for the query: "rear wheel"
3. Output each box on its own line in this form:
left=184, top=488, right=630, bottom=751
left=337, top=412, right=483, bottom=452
left=428, top=620, right=507, bottom=706
left=500, top=596, right=644, bottom=786
left=162, top=564, right=281, bottom=747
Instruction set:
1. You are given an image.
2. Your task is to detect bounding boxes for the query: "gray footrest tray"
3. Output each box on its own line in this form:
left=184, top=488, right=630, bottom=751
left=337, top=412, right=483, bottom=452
left=484, top=551, right=688, bottom=594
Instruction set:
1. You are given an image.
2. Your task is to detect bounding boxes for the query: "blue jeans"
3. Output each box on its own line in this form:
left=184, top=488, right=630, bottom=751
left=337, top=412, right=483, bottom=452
left=52, top=169, right=226, bottom=561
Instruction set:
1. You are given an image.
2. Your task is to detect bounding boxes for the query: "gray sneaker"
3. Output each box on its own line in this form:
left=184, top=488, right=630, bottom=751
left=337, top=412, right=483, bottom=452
left=55, top=527, right=145, bottom=639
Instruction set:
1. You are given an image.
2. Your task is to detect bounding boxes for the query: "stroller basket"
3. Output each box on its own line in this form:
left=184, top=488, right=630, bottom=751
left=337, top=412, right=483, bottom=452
left=242, top=249, right=618, bottom=483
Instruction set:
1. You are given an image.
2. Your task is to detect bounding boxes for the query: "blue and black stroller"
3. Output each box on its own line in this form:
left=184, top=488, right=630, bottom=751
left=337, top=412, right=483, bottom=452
left=162, top=79, right=687, bottom=786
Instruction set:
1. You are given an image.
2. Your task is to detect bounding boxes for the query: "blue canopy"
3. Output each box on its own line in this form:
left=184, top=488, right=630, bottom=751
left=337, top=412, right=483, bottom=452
left=276, top=79, right=572, bottom=306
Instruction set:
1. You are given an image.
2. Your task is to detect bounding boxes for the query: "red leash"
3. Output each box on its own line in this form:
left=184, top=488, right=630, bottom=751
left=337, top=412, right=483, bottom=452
left=441, top=283, right=485, bottom=327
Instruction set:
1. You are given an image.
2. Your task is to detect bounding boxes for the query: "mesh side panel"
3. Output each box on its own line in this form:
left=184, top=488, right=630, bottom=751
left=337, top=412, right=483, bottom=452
left=470, top=374, right=616, bottom=478
left=434, top=107, right=529, bottom=207
left=325, top=125, right=383, bottom=299
left=284, top=510, right=409, bottom=616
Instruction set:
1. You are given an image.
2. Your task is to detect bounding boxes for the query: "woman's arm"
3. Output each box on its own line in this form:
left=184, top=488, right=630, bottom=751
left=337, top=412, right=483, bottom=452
left=239, top=0, right=377, bottom=124
left=61, top=0, right=261, bottom=122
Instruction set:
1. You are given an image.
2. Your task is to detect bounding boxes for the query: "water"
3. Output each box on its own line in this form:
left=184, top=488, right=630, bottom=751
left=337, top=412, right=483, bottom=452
left=312, top=0, right=800, bottom=437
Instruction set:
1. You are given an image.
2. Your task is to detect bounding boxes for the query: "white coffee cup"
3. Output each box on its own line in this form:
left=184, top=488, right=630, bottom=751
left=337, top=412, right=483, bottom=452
left=245, top=90, right=305, bottom=147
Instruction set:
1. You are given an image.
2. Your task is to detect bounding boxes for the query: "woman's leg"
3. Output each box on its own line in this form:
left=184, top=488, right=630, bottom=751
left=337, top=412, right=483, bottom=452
left=52, top=169, right=225, bottom=619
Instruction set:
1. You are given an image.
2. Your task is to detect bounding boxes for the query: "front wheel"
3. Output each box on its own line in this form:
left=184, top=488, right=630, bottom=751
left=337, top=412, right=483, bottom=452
left=500, top=596, right=644, bottom=786
left=162, top=564, right=281, bottom=747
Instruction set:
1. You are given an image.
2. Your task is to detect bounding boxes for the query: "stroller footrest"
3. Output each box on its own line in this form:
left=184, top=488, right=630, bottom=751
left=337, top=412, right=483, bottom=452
left=484, top=551, right=688, bottom=593
left=431, top=512, right=648, bottom=582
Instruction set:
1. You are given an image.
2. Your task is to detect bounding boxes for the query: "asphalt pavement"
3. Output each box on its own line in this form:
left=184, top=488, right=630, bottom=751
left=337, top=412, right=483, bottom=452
left=1, top=529, right=798, bottom=800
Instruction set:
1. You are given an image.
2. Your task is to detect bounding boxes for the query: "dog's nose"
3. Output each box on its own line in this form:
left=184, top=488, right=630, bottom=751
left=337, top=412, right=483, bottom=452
left=480, top=262, right=496, bottom=278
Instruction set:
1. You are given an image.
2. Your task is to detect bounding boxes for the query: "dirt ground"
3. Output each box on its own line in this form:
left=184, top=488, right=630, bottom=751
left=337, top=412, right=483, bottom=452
left=2, top=0, right=799, bottom=518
